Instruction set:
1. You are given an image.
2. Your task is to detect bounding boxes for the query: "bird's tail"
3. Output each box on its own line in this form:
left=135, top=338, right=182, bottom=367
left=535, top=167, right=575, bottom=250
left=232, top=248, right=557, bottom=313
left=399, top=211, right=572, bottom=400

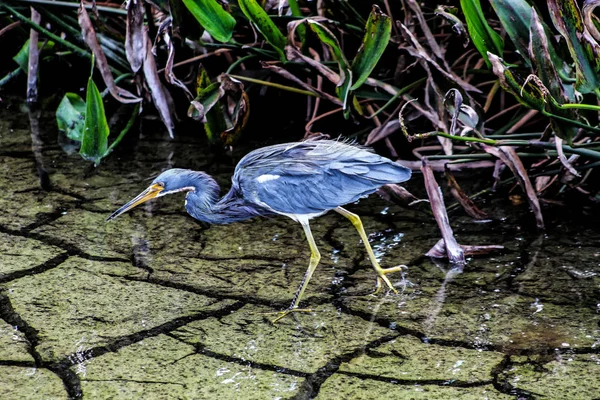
left=367, top=161, right=412, bottom=184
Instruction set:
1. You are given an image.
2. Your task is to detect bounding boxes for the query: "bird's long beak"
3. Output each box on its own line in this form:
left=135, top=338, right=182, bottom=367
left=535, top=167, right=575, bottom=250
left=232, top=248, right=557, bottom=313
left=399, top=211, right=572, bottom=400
left=106, top=183, right=164, bottom=221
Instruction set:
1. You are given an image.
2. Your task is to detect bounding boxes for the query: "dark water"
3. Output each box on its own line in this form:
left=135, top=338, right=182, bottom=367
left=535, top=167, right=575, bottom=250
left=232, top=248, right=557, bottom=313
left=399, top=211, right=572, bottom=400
left=0, top=103, right=599, bottom=399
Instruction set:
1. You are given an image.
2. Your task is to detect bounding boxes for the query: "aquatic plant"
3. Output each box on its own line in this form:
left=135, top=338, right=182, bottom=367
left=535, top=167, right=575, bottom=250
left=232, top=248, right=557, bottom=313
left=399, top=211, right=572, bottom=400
left=0, top=0, right=598, bottom=220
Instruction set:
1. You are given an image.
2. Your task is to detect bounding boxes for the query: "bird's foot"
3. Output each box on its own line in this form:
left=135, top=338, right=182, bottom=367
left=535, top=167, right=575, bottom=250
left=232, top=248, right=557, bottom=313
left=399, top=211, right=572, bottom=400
left=267, top=307, right=313, bottom=324
left=374, top=265, right=407, bottom=295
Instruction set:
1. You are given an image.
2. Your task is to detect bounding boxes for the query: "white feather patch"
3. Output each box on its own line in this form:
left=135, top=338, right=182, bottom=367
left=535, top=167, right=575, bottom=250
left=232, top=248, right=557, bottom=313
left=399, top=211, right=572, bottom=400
left=256, top=174, right=281, bottom=183
left=159, top=186, right=196, bottom=197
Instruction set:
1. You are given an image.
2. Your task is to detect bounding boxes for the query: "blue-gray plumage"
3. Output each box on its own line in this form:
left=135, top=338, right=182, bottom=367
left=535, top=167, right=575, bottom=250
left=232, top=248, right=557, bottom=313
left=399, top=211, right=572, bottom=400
left=107, top=140, right=411, bottom=322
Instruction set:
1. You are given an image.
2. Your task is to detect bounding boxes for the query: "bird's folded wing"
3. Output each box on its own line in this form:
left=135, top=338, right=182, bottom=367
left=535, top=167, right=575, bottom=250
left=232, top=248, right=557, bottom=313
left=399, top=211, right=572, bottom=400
left=241, top=161, right=386, bottom=215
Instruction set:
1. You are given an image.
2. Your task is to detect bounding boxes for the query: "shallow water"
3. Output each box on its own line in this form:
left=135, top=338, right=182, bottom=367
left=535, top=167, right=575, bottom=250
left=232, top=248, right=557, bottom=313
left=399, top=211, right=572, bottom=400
left=0, top=103, right=599, bottom=399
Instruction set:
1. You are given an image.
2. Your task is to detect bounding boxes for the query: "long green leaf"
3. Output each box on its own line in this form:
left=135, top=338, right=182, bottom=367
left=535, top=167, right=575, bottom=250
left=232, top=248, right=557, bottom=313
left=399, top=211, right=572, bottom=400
left=530, top=11, right=577, bottom=142
left=307, top=21, right=350, bottom=70
left=489, top=0, right=533, bottom=67
left=56, top=93, right=86, bottom=142
left=351, top=5, right=391, bottom=90
left=287, top=0, right=306, bottom=40
left=13, top=39, right=31, bottom=73
left=307, top=20, right=352, bottom=110
left=238, top=0, right=287, bottom=59
left=460, top=0, right=504, bottom=66
left=80, top=78, right=110, bottom=165
left=548, top=0, right=600, bottom=94
left=204, top=100, right=227, bottom=145
left=529, top=10, right=569, bottom=102
left=13, top=38, right=55, bottom=73
left=182, top=0, right=236, bottom=43
left=198, top=71, right=223, bottom=131
left=490, top=0, right=568, bottom=79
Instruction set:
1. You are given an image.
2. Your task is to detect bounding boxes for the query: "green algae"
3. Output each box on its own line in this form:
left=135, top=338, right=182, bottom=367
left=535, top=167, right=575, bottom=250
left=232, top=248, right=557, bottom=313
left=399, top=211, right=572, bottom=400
left=0, top=155, right=75, bottom=231
left=317, top=375, right=511, bottom=399
left=6, top=257, right=237, bottom=361
left=78, top=334, right=303, bottom=399
left=0, top=366, right=67, bottom=400
left=0, top=321, right=33, bottom=363
left=500, top=354, right=600, bottom=399
left=338, top=335, right=505, bottom=383
left=171, top=303, right=394, bottom=374
left=340, top=254, right=600, bottom=352
left=0, top=232, right=64, bottom=277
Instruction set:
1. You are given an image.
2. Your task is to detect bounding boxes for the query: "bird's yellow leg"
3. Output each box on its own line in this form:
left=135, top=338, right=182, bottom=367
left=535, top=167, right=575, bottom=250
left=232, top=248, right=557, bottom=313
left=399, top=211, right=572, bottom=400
left=271, top=220, right=321, bottom=323
left=335, top=207, right=404, bottom=294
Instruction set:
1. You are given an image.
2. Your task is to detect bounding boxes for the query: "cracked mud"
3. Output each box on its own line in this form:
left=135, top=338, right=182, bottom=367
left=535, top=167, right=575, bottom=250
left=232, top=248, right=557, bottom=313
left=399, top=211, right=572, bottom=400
left=1, top=108, right=599, bottom=399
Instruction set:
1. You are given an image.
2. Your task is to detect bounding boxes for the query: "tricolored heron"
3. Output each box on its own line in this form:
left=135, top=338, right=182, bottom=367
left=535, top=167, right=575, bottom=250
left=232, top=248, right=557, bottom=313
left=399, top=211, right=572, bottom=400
left=107, top=140, right=411, bottom=322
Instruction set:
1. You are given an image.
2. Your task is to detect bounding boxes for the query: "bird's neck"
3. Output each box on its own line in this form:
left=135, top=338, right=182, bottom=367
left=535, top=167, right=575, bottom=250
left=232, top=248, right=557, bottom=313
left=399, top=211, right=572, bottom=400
left=184, top=176, right=258, bottom=225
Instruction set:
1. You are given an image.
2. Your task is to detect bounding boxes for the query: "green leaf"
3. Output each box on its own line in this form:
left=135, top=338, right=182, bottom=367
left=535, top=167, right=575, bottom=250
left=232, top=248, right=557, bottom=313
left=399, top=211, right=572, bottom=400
left=435, top=6, right=467, bottom=40
left=189, top=69, right=227, bottom=144
left=13, top=39, right=55, bottom=73
left=336, top=71, right=353, bottom=114
left=189, top=81, right=226, bottom=144
left=351, top=5, right=391, bottom=90
left=287, top=0, right=306, bottom=40
left=529, top=10, right=570, bottom=102
left=489, top=53, right=578, bottom=143
left=548, top=0, right=600, bottom=94
left=489, top=0, right=532, bottom=66
left=56, top=93, right=86, bottom=142
left=205, top=101, right=227, bottom=145
left=460, top=0, right=504, bottom=66
left=13, top=39, right=30, bottom=73
left=80, top=77, right=110, bottom=165
left=307, top=20, right=352, bottom=111
left=182, top=0, right=236, bottom=43
left=189, top=82, right=222, bottom=119
left=488, top=53, right=546, bottom=111
left=188, top=67, right=223, bottom=123
left=530, top=12, right=577, bottom=142
left=490, top=0, right=567, bottom=76
left=238, top=0, right=287, bottom=59
left=307, top=21, right=350, bottom=70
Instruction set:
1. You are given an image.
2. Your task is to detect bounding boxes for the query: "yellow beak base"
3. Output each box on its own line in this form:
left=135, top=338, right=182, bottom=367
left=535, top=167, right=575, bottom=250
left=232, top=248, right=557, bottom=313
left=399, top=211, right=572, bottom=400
left=106, top=183, right=164, bottom=221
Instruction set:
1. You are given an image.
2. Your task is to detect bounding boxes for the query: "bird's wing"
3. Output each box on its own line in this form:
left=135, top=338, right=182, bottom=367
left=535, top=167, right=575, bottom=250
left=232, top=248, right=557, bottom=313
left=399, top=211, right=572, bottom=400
left=235, top=140, right=409, bottom=215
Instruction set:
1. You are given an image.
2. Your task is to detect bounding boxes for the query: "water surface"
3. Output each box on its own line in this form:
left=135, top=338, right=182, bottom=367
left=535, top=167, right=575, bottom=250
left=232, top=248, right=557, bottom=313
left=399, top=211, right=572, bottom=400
left=0, top=104, right=599, bottom=399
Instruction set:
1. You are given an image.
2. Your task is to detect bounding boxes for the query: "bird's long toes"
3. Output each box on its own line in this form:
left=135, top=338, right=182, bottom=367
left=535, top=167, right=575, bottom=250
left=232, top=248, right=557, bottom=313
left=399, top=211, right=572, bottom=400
left=375, top=275, right=399, bottom=294
left=381, top=265, right=407, bottom=275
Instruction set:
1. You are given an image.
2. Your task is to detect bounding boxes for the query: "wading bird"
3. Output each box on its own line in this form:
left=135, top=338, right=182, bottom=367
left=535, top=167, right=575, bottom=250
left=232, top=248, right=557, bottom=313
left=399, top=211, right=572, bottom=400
left=107, top=140, right=411, bottom=322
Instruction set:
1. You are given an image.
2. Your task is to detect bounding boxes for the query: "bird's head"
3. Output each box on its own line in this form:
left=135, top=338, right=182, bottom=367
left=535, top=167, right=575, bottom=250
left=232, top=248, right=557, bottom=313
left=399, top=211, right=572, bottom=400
left=107, top=168, right=215, bottom=221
